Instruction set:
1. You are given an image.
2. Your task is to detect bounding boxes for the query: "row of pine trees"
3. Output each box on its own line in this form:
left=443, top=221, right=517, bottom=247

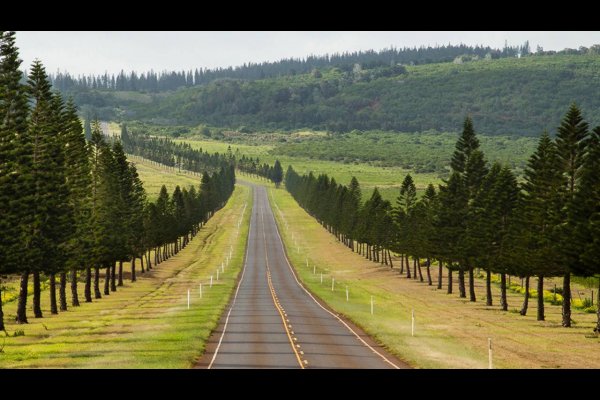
left=0, top=31, right=235, bottom=330
left=120, top=126, right=233, bottom=174
left=285, top=108, right=600, bottom=332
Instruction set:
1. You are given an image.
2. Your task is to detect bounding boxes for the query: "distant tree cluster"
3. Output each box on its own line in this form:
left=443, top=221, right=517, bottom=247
left=285, top=109, right=600, bottom=332
left=237, top=156, right=283, bottom=187
left=0, top=32, right=235, bottom=330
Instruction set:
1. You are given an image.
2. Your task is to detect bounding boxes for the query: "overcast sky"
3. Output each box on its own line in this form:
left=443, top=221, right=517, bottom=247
left=15, top=31, right=600, bottom=76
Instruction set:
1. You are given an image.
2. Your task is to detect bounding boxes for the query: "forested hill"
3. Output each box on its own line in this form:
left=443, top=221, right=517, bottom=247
left=71, top=53, right=600, bottom=136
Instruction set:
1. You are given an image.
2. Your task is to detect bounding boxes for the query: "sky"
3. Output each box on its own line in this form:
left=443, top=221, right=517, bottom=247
left=15, top=31, right=600, bottom=76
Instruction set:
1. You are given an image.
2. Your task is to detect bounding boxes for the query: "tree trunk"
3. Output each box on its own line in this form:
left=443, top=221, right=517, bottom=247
left=537, top=276, right=545, bottom=321
left=59, top=272, right=68, bottom=311
left=406, top=255, right=411, bottom=279
left=500, top=273, right=508, bottom=311
left=437, top=260, right=442, bottom=289
left=111, top=262, right=117, bottom=292
left=71, top=269, right=80, bottom=307
left=468, top=268, right=476, bottom=302
left=131, top=257, right=137, bottom=282
left=49, top=273, right=58, bottom=314
left=33, top=271, right=43, bottom=318
left=426, top=258, right=432, bottom=286
left=400, top=254, right=404, bottom=274
left=486, top=270, right=492, bottom=306
left=104, top=265, right=111, bottom=295
left=94, top=267, right=102, bottom=299
left=417, top=259, right=424, bottom=282
left=458, top=269, right=466, bottom=298
left=15, top=271, right=29, bottom=324
left=85, top=267, right=93, bottom=302
left=413, top=258, right=418, bottom=280
left=561, top=273, right=571, bottom=327
left=387, top=249, right=393, bottom=268
left=520, top=276, right=530, bottom=316
left=118, top=261, right=123, bottom=286
left=447, top=267, right=453, bottom=294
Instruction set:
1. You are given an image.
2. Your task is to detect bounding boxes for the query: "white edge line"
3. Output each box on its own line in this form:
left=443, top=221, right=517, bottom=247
left=267, top=187, right=401, bottom=370
left=207, top=190, right=253, bottom=369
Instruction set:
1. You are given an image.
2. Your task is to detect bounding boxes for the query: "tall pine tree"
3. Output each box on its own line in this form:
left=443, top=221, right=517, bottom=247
left=555, top=104, right=589, bottom=327
left=0, top=31, right=30, bottom=328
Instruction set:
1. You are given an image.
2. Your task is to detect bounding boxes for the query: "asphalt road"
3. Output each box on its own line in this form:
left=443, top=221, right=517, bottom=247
left=198, top=183, right=407, bottom=369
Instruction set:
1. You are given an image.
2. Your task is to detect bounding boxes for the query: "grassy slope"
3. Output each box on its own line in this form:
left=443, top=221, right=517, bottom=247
left=266, top=182, right=600, bottom=369
left=131, top=155, right=203, bottom=201
left=0, top=183, right=252, bottom=368
left=121, top=54, right=600, bottom=136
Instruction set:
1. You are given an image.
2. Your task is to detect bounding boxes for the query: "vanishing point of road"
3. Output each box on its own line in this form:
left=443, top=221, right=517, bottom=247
left=197, top=183, right=408, bottom=369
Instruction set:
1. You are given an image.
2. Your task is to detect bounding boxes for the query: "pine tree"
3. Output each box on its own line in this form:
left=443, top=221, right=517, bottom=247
left=568, top=126, right=600, bottom=331
left=20, top=60, right=68, bottom=319
left=448, top=117, right=487, bottom=300
left=555, top=103, right=589, bottom=327
left=519, top=131, right=564, bottom=321
left=62, top=98, right=92, bottom=307
left=272, top=159, right=283, bottom=187
left=0, top=31, right=30, bottom=328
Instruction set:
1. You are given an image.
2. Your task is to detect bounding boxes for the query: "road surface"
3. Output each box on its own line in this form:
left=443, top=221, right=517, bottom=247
left=198, top=183, right=407, bottom=369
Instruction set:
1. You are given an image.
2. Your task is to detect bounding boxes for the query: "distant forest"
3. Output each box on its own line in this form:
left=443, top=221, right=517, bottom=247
left=51, top=41, right=600, bottom=136
left=50, top=43, right=534, bottom=93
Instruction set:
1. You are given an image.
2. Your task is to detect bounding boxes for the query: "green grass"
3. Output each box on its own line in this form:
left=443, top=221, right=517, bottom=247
left=130, top=155, right=202, bottom=201
left=0, top=184, right=252, bottom=368
left=265, top=182, right=600, bottom=369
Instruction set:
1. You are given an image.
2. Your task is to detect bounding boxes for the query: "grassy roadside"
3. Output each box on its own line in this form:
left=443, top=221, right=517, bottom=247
left=0, top=184, right=252, bottom=368
left=266, top=182, right=600, bottom=369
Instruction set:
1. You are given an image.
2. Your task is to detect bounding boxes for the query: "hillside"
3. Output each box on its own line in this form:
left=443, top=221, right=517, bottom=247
left=73, top=54, right=600, bottom=136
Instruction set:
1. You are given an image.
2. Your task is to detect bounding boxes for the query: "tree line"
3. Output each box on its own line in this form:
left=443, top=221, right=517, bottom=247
left=285, top=108, right=600, bottom=332
left=0, top=32, right=235, bottom=330
left=50, top=43, right=527, bottom=95
left=120, top=125, right=233, bottom=174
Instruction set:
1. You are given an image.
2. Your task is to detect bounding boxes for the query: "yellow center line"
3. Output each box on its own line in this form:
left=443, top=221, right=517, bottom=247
left=261, top=202, right=306, bottom=369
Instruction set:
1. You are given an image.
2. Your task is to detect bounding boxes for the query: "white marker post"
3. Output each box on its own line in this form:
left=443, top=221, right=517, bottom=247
left=488, top=338, right=493, bottom=369
left=313, top=265, right=316, bottom=275
left=221, top=262, right=224, bottom=273
left=306, top=258, right=309, bottom=268
left=331, top=278, right=335, bottom=291
left=370, top=296, right=374, bottom=315
left=346, top=286, right=349, bottom=302
left=199, top=283, right=202, bottom=299
left=411, top=309, right=415, bottom=337
left=216, top=269, right=220, bottom=281
left=210, top=275, right=213, bottom=288
left=320, top=273, right=323, bottom=284
left=187, top=289, right=190, bottom=310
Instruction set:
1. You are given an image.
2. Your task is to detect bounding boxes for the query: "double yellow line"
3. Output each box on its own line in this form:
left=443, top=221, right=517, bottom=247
left=261, top=200, right=307, bottom=369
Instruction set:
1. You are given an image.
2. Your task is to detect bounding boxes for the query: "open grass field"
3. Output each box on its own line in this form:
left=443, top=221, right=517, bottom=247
left=266, top=182, right=600, bottom=369
left=129, top=155, right=202, bottom=201
left=0, top=183, right=252, bottom=368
